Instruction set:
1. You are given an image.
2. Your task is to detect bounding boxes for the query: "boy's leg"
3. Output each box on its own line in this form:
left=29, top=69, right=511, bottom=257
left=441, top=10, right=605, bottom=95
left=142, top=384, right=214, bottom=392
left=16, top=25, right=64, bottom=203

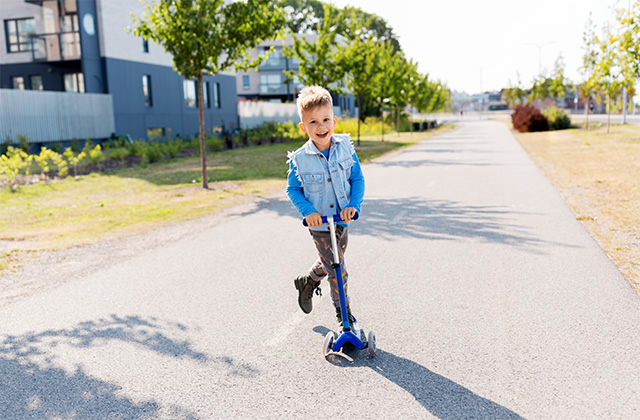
left=295, top=227, right=351, bottom=316
left=294, top=234, right=330, bottom=314
left=310, top=227, right=350, bottom=308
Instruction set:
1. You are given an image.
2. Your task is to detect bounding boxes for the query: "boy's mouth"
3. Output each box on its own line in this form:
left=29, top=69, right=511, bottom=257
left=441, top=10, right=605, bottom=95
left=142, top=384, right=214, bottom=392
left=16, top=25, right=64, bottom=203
left=316, top=131, right=329, bottom=139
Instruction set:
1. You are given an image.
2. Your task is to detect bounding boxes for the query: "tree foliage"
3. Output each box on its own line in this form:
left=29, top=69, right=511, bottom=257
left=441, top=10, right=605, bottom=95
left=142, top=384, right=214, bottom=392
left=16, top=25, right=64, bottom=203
left=283, top=3, right=346, bottom=89
left=130, top=0, right=284, bottom=188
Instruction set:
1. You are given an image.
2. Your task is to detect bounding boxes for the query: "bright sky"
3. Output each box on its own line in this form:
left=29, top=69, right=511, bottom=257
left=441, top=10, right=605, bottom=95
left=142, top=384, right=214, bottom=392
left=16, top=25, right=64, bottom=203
left=330, top=0, right=626, bottom=94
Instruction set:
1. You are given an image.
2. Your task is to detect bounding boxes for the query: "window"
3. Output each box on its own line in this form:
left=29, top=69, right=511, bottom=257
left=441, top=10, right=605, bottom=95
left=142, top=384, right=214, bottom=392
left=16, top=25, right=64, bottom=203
left=11, top=76, right=25, bottom=90
left=4, top=18, right=36, bottom=53
left=142, top=74, right=152, bottom=107
left=242, top=75, right=250, bottom=90
left=142, top=36, right=149, bottom=53
left=260, top=47, right=284, bottom=69
left=213, top=82, right=221, bottom=108
left=183, top=80, right=196, bottom=108
left=260, top=73, right=283, bottom=95
left=63, top=73, right=84, bottom=92
left=59, top=13, right=80, bottom=59
left=203, top=81, right=210, bottom=108
left=30, top=75, right=43, bottom=90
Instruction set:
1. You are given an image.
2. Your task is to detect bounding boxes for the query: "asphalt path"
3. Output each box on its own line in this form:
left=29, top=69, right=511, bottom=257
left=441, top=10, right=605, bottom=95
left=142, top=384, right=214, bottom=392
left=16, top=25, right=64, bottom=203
left=1, top=120, right=639, bottom=419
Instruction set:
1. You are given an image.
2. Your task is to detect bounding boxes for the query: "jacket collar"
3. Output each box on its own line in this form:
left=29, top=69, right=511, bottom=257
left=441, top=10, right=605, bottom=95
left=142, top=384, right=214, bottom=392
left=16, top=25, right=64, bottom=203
left=303, top=134, right=346, bottom=155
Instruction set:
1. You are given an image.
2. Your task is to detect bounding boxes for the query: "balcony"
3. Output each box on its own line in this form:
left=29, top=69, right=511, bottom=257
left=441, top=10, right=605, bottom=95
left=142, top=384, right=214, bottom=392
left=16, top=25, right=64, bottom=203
left=259, top=83, right=289, bottom=95
left=30, top=31, right=81, bottom=62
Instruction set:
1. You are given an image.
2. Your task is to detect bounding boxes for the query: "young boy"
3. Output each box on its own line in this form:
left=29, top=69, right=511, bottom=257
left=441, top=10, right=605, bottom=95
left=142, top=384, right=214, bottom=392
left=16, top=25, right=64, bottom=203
left=286, top=85, right=365, bottom=330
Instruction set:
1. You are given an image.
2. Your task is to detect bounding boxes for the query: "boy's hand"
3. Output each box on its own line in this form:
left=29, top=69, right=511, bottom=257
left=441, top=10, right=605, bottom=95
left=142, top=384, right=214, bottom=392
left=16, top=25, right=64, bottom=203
left=340, top=207, right=357, bottom=223
left=305, top=212, right=323, bottom=227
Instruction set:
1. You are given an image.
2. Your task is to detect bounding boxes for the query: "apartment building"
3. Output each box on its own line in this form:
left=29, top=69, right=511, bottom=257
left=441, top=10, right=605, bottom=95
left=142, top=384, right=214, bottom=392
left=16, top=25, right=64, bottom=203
left=236, top=35, right=356, bottom=117
left=0, top=0, right=238, bottom=142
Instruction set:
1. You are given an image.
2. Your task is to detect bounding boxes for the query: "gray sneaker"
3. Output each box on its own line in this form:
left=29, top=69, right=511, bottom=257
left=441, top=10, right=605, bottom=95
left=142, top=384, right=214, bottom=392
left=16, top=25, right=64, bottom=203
left=294, top=275, right=321, bottom=314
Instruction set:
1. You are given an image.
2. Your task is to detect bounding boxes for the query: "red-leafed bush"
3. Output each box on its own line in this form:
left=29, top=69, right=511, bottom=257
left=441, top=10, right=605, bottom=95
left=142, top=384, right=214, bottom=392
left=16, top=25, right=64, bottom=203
left=512, top=104, right=548, bottom=132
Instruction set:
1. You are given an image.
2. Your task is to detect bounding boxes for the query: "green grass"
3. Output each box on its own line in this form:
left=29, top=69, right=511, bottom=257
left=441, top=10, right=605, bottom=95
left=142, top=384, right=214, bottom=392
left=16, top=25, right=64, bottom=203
left=0, top=125, right=452, bottom=272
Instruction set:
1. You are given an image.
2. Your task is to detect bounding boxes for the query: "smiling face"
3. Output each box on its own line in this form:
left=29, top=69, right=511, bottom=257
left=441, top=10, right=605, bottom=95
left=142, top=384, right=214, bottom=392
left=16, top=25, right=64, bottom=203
left=299, top=105, right=337, bottom=151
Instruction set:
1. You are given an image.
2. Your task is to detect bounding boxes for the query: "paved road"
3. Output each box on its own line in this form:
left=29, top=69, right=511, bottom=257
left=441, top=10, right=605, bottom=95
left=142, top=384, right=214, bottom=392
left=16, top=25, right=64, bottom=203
left=1, top=120, right=639, bottom=419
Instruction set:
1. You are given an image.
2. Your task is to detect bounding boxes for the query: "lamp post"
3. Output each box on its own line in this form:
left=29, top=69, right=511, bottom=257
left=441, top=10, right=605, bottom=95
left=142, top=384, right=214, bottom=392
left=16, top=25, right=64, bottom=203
left=527, top=41, right=556, bottom=74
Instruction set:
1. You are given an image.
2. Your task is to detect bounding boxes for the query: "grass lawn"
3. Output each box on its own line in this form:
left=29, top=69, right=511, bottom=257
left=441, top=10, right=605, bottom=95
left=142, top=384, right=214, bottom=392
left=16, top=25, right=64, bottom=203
left=0, top=125, right=452, bottom=272
left=512, top=121, right=640, bottom=294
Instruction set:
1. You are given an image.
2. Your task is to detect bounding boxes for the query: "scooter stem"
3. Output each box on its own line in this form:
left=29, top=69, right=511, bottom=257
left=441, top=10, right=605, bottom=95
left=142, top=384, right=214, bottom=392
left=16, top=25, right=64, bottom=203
left=328, top=218, right=350, bottom=332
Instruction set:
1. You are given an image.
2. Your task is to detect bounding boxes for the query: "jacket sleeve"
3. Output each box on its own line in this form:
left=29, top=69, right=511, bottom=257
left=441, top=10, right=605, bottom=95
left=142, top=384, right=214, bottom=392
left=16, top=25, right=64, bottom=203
left=348, top=152, right=365, bottom=213
left=286, top=159, right=318, bottom=217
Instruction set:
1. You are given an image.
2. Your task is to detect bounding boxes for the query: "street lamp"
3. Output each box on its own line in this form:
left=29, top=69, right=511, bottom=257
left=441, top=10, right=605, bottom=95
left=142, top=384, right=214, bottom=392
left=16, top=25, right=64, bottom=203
left=526, top=41, right=556, bottom=74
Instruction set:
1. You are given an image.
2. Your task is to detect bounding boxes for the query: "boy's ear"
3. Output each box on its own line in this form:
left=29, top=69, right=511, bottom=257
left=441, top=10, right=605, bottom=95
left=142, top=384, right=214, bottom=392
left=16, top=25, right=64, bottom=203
left=298, top=122, right=307, bottom=133
left=332, top=115, right=337, bottom=126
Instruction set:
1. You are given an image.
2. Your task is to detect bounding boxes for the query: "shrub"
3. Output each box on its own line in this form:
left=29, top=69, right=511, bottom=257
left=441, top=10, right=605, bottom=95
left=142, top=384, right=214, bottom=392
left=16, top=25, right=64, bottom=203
left=512, top=104, right=548, bottom=132
left=88, top=144, right=105, bottom=165
left=63, top=147, right=86, bottom=176
left=163, top=138, right=185, bottom=157
left=108, top=147, right=129, bottom=160
left=206, top=136, right=224, bottom=152
left=146, top=141, right=163, bottom=163
left=0, top=146, right=33, bottom=184
left=17, top=134, right=30, bottom=153
left=543, top=106, right=571, bottom=130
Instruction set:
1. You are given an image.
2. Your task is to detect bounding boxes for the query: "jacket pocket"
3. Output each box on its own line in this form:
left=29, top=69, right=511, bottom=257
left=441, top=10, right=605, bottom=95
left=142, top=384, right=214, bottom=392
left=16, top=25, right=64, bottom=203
left=337, top=157, right=353, bottom=179
left=302, top=173, right=324, bottom=193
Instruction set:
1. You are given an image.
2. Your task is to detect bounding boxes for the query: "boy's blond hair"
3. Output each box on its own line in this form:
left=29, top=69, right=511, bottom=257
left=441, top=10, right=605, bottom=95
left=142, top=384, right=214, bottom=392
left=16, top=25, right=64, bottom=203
left=296, top=86, right=333, bottom=120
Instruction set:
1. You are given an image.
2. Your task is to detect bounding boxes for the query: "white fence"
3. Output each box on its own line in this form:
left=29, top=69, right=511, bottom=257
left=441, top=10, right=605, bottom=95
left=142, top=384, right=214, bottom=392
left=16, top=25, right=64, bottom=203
left=0, top=89, right=115, bottom=143
left=238, top=101, right=342, bottom=129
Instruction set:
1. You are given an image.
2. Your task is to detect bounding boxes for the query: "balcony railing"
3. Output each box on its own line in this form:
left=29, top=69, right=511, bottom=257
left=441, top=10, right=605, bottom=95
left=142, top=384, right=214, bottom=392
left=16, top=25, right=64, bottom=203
left=30, top=31, right=81, bottom=62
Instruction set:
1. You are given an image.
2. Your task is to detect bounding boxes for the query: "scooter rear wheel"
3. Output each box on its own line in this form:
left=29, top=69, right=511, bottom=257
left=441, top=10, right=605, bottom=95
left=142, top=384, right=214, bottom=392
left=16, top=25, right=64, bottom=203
left=323, top=331, right=335, bottom=357
left=367, top=330, right=376, bottom=357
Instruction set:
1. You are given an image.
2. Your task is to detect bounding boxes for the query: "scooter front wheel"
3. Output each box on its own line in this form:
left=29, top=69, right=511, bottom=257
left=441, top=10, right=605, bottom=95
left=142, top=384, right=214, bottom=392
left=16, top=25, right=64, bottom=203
left=367, top=330, right=376, bottom=357
left=323, top=331, right=335, bottom=357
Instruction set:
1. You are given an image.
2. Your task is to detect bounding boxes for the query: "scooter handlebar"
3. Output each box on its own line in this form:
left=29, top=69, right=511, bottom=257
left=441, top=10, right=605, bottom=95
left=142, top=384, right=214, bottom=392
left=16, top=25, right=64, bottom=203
left=302, top=212, right=359, bottom=227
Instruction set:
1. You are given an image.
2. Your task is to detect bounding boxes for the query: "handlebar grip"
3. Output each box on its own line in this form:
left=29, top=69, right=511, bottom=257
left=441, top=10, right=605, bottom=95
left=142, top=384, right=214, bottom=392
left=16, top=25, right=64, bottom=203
left=302, top=211, right=359, bottom=227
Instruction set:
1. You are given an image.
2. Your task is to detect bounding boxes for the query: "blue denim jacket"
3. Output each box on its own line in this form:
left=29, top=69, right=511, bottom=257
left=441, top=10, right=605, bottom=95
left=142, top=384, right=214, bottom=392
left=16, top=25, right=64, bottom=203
left=287, top=134, right=365, bottom=231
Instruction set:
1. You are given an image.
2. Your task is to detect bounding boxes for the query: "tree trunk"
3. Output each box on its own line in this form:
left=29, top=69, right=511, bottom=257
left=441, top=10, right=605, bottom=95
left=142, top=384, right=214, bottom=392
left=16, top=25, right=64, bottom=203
left=585, top=97, right=590, bottom=131
left=357, top=94, right=362, bottom=146
left=396, top=104, right=400, bottom=133
left=607, top=95, right=611, bottom=134
left=198, top=72, right=208, bottom=189
left=380, top=100, right=385, bottom=142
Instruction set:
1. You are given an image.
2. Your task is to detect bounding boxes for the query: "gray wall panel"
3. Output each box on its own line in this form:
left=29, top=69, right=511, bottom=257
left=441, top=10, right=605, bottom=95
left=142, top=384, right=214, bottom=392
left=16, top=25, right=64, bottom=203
left=104, top=58, right=238, bottom=140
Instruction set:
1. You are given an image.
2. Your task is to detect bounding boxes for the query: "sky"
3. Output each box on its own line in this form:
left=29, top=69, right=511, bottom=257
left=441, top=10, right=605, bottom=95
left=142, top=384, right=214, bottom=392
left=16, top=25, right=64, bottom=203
left=330, top=0, right=627, bottom=94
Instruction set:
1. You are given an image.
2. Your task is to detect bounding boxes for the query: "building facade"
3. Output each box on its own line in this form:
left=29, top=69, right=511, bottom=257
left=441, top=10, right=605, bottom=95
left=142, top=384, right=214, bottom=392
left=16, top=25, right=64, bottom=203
left=236, top=35, right=356, bottom=118
left=0, top=0, right=239, bottom=142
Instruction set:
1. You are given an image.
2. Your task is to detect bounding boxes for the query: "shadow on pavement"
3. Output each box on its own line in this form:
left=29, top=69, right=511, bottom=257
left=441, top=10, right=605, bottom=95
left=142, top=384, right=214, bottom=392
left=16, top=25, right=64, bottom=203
left=254, top=194, right=575, bottom=254
left=0, top=314, right=254, bottom=419
left=313, top=325, right=525, bottom=420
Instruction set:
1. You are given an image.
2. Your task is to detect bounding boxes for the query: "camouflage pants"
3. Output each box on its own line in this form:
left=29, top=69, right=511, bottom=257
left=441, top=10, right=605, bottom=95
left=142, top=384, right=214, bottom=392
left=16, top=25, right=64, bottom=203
left=308, top=226, right=349, bottom=308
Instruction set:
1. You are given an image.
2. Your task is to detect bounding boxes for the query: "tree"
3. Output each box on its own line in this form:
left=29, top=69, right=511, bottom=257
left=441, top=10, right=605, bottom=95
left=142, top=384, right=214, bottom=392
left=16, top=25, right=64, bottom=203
left=549, top=55, right=569, bottom=102
left=369, top=40, right=395, bottom=140
left=130, top=0, right=284, bottom=189
left=615, top=2, right=639, bottom=118
left=283, top=3, right=346, bottom=89
left=335, top=8, right=381, bottom=145
left=277, top=0, right=324, bottom=34
left=387, top=54, right=418, bottom=133
left=593, top=23, right=624, bottom=133
left=502, top=75, right=525, bottom=108
left=580, top=12, right=599, bottom=130
left=412, top=76, right=448, bottom=115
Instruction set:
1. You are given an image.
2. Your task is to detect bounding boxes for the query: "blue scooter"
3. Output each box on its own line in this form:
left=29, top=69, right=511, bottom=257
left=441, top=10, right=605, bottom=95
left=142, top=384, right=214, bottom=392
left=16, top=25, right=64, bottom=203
left=303, top=213, right=376, bottom=357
